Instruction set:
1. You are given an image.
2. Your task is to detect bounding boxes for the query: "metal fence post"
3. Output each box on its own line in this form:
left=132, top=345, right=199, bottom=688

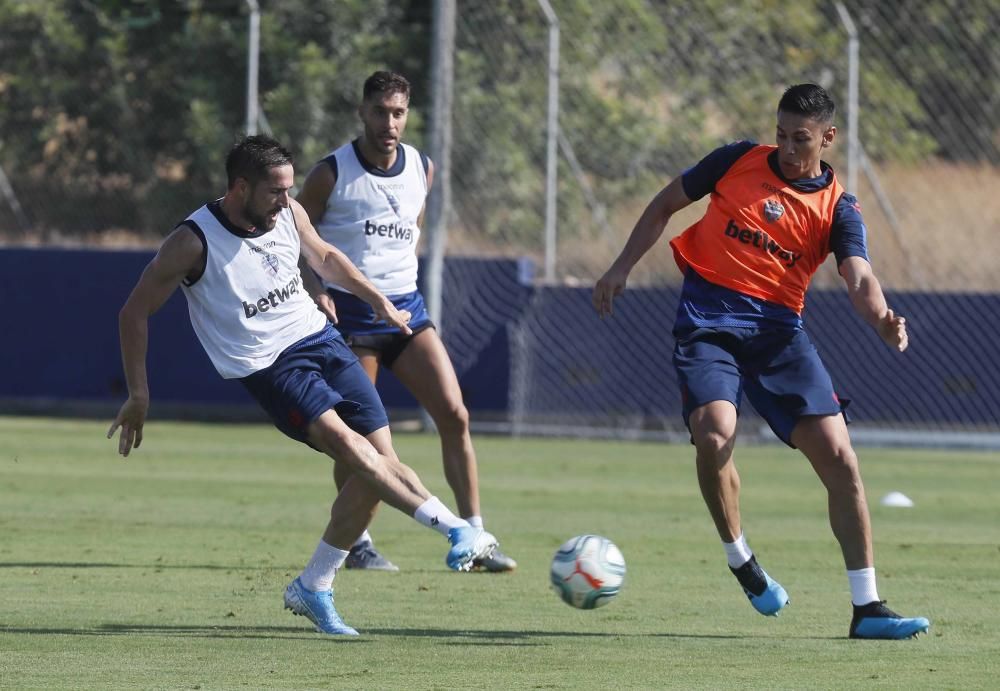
left=425, top=0, right=455, bottom=328
left=835, top=1, right=859, bottom=195
left=245, top=0, right=260, bottom=136
left=538, top=0, right=560, bottom=282
left=422, top=0, right=456, bottom=432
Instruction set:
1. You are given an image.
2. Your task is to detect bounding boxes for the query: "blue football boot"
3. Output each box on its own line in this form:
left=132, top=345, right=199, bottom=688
left=446, top=526, right=498, bottom=572
left=283, top=577, right=359, bottom=636
left=849, top=600, right=930, bottom=639
left=730, top=555, right=789, bottom=616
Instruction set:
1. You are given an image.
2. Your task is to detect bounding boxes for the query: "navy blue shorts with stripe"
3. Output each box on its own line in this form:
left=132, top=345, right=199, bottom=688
left=240, top=324, right=389, bottom=446
left=672, top=326, right=849, bottom=447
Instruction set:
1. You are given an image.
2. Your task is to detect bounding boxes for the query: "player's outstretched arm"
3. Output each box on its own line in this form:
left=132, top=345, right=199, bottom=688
left=592, top=176, right=692, bottom=318
left=291, top=199, right=412, bottom=335
left=839, top=256, right=908, bottom=352
left=107, top=227, right=204, bottom=456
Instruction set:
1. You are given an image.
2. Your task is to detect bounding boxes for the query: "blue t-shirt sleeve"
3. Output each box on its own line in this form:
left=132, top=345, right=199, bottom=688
left=830, top=192, right=870, bottom=264
left=681, top=140, right=757, bottom=201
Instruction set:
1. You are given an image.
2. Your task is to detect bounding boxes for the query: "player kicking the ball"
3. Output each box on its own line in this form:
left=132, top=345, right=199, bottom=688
left=108, top=135, right=497, bottom=636
left=593, top=84, right=928, bottom=639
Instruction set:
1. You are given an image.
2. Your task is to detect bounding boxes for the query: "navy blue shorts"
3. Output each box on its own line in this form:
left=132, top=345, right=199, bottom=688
left=240, top=325, right=389, bottom=445
left=673, top=326, right=849, bottom=447
left=329, top=289, right=435, bottom=368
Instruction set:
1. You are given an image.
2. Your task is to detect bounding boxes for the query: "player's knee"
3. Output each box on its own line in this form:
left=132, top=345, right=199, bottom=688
left=346, top=445, right=393, bottom=488
left=694, top=429, right=735, bottom=460
left=434, top=401, right=470, bottom=436
left=835, top=447, right=862, bottom=486
left=313, top=425, right=383, bottom=478
left=821, top=438, right=859, bottom=470
left=817, top=445, right=863, bottom=491
left=378, top=446, right=401, bottom=465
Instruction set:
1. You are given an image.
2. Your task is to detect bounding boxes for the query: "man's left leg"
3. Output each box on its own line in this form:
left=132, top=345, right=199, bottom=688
left=392, top=328, right=516, bottom=572
left=286, top=472, right=379, bottom=636
left=792, top=415, right=929, bottom=639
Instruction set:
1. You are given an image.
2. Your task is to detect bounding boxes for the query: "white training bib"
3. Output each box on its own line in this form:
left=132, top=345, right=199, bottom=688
left=180, top=202, right=327, bottom=379
left=315, top=141, right=427, bottom=295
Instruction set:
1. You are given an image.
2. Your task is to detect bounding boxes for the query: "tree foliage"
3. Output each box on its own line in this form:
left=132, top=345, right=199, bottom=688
left=0, top=0, right=994, bottom=239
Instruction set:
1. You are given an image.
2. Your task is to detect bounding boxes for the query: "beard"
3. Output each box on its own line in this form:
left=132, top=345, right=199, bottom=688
left=244, top=202, right=280, bottom=231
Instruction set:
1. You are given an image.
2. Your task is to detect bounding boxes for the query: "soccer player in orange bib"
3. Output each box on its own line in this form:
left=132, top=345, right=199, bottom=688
left=592, top=84, right=928, bottom=639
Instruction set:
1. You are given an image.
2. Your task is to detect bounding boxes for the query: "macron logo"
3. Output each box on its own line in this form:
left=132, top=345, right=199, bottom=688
left=723, top=219, right=802, bottom=268
left=241, top=275, right=301, bottom=318
left=365, top=219, right=413, bottom=241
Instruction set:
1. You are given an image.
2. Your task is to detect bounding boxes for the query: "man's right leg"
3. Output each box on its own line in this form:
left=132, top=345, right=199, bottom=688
left=307, top=411, right=497, bottom=571
left=334, top=347, right=399, bottom=570
left=285, top=416, right=498, bottom=635
left=310, top=409, right=429, bottom=517
left=690, top=401, right=741, bottom=542
left=675, top=328, right=788, bottom=617
left=690, top=401, right=788, bottom=616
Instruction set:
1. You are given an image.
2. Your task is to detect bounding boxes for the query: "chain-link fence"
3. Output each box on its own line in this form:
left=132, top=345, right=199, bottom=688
left=2, top=0, right=997, bottom=442
left=445, top=0, right=998, bottom=290
left=439, top=0, right=1000, bottom=442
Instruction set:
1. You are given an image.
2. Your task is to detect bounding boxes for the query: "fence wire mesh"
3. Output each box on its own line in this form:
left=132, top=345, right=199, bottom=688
left=1, top=0, right=997, bottom=442
left=444, top=0, right=1000, bottom=441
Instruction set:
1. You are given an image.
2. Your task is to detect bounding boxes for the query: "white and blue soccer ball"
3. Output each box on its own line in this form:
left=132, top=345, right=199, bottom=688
left=550, top=534, right=626, bottom=609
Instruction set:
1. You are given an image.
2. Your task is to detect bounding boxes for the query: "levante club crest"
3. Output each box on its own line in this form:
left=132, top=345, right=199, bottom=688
left=763, top=199, right=784, bottom=222
left=261, top=252, right=279, bottom=276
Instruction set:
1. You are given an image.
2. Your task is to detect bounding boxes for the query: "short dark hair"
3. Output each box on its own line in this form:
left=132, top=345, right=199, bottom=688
left=778, top=83, right=836, bottom=123
left=225, top=135, right=294, bottom=188
left=362, top=70, right=411, bottom=102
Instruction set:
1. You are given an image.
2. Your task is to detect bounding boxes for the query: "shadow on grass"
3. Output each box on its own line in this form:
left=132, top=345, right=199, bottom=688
left=0, top=561, right=288, bottom=571
left=0, top=623, right=362, bottom=641
left=366, top=628, right=782, bottom=641
left=2, top=623, right=837, bottom=641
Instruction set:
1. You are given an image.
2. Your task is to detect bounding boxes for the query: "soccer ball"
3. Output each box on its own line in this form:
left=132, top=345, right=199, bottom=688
left=550, top=534, right=626, bottom=609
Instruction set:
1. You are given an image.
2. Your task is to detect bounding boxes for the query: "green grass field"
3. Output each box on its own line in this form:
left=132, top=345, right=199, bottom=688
left=2, top=416, right=999, bottom=689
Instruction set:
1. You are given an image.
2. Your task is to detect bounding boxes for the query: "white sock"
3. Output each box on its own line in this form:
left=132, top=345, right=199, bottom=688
left=467, top=515, right=484, bottom=529
left=299, top=539, right=349, bottom=593
left=413, top=496, right=470, bottom=537
left=352, top=529, right=373, bottom=549
left=847, top=567, right=880, bottom=606
left=723, top=533, right=754, bottom=569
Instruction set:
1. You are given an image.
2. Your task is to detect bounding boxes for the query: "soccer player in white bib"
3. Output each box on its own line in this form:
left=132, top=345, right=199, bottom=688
left=296, top=71, right=516, bottom=573
left=107, top=135, right=498, bottom=636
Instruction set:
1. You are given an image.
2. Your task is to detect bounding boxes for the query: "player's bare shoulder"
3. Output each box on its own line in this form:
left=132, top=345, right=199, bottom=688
left=297, top=160, right=337, bottom=222
left=302, top=159, right=337, bottom=191
left=288, top=198, right=313, bottom=229
left=164, top=222, right=204, bottom=252
left=155, top=222, right=207, bottom=278
left=424, top=154, right=435, bottom=191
